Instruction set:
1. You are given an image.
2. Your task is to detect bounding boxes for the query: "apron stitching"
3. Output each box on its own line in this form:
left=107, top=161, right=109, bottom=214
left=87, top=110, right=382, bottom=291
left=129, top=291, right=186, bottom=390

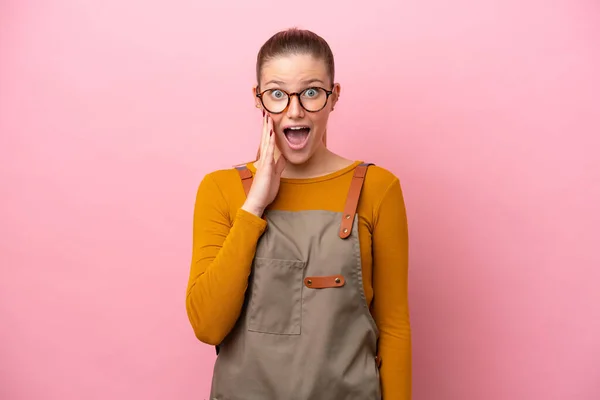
left=352, top=214, right=380, bottom=337
left=213, top=166, right=381, bottom=399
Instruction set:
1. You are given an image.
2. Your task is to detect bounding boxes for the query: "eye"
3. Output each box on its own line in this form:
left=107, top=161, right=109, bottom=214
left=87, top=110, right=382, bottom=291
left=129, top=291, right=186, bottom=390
left=303, top=88, right=318, bottom=98
left=269, top=89, right=286, bottom=100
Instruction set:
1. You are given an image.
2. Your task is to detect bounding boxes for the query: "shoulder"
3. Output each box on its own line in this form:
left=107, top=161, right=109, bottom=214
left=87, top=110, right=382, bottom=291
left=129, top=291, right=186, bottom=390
left=363, top=163, right=401, bottom=192
left=198, top=166, right=245, bottom=193
left=202, top=167, right=242, bottom=185
left=357, top=163, right=405, bottom=216
left=195, top=166, right=247, bottom=207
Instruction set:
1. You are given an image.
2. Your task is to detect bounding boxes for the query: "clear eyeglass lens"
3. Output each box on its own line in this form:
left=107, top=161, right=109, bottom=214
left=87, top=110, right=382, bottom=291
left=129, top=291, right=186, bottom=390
left=262, top=88, right=327, bottom=113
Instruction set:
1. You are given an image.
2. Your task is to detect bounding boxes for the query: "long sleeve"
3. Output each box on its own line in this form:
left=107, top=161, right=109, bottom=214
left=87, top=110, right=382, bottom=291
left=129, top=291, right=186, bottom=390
left=185, top=173, right=267, bottom=345
left=371, top=178, right=412, bottom=399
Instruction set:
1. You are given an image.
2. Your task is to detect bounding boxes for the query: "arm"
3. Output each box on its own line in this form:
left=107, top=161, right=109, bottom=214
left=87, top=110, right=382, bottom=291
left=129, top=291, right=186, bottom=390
left=185, top=173, right=267, bottom=345
left=372, top=178, right=412, bottom=399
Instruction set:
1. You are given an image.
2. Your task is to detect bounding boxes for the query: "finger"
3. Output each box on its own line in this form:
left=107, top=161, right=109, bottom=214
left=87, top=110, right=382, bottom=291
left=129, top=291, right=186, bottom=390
left=268, top=115, right=282, bottom=162
left=273, top=131, right=282, bottom=163
left=265, top=114, right=275, bottom=161
left=265, top=127, right=276, bottom=165
left=255, top=113, right=267, bottom=168
left=259, top=113, right=269, bottom=162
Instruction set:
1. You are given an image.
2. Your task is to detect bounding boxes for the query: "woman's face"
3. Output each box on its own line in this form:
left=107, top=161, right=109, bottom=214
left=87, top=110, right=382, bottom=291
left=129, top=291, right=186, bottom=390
left=254, top=53, right=340, bottom=165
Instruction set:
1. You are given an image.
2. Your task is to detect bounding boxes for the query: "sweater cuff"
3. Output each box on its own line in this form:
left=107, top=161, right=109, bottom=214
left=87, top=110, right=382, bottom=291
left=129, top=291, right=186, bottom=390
left=235, top=208, right=268, bottom=233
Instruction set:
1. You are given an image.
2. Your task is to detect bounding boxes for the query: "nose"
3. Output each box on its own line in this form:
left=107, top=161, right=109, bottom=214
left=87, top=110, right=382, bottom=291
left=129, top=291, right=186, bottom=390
left=286, top=94, right=305, bottom=119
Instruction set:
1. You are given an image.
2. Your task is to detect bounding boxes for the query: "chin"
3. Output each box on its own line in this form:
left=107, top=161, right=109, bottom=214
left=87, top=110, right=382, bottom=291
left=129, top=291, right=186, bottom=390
left=282, top=150, right=312, bottom=165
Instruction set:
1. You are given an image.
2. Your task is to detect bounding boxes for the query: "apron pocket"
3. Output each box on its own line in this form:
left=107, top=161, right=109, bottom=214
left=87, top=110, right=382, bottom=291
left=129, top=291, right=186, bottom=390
left=248, top=257, right=306, bottom=335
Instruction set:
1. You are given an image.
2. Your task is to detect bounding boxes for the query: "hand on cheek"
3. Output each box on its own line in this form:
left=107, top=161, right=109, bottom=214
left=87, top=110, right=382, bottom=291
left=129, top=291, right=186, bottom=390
left=266, top=112, right=283, bottom=163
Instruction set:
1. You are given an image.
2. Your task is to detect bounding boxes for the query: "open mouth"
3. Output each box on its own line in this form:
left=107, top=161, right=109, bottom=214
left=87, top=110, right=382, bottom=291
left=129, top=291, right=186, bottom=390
left=283, top=126, right=311, bottom=150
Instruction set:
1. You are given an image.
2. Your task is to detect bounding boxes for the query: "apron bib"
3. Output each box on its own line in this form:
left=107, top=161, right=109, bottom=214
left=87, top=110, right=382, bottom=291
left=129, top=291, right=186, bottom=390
left=210, top=163, right=381, bottom=400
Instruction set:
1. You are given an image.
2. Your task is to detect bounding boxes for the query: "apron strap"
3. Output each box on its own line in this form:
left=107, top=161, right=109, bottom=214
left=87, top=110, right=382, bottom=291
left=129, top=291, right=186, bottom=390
left=235, top=165, right=253, bottom=197
left=339, top=162, right=373, bottom=239
left=236, top=162, right=373, bottom=240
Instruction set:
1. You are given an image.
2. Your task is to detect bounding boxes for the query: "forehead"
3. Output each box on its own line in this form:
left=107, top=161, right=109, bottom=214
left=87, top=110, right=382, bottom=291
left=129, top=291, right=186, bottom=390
left=261, top=53, right=329, bottom=87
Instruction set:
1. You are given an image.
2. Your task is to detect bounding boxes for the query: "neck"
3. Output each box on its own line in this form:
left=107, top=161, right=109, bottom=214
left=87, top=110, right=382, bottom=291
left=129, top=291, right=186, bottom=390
left=282, top=145, right=352, bottom=179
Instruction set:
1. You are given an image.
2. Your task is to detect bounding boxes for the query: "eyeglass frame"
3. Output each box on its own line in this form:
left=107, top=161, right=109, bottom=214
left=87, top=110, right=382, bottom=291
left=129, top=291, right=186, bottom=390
left=256, top=86, right=334, bottom=114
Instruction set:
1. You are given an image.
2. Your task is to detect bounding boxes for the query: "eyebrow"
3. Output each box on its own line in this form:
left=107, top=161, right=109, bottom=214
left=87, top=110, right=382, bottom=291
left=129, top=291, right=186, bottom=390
left=263, top=78, right=326, bottom=87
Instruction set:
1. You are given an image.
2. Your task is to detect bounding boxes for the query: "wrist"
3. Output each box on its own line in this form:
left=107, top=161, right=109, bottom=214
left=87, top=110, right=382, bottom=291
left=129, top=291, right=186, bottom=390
left=241, top=201, right=265, bottom=217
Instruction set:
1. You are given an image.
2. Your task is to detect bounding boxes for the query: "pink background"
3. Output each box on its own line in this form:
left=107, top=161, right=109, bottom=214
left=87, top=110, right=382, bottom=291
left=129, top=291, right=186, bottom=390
left=1, top=1, right=599, bottom=399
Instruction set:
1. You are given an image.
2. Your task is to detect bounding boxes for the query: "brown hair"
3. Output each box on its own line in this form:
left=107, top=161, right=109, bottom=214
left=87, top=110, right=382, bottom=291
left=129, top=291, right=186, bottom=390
left=253, top=28, right=335, bottom=161
left=256, top=28, right=335, bottom=87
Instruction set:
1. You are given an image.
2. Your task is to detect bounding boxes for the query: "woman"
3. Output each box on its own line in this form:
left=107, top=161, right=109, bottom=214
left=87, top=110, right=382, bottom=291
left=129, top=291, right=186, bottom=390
left=186, top=28, right=411, bottom=399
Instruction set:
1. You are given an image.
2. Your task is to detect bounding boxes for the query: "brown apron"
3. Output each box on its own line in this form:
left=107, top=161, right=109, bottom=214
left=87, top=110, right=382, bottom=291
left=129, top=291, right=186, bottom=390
left=210, top=163, right=382, bottom=400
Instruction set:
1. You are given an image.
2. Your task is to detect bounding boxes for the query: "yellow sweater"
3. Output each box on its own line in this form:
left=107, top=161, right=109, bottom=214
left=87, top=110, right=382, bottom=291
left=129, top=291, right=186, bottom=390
left=186, top=160, right=411, bottom=399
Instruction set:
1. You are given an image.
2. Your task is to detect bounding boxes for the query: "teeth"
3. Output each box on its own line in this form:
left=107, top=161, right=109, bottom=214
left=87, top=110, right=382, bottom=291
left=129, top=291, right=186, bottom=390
left=289, top=126, right=308, bottom=130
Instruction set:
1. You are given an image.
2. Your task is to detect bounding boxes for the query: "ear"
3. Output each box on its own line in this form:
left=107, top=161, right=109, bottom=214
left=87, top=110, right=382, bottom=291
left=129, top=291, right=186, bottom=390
left=331, top=83, right=341, bottom=111
left=253, top=85, right=262, bottom=110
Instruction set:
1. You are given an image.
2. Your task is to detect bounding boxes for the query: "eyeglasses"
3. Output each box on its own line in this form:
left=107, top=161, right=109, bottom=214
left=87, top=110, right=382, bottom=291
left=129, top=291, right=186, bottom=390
left=256, top=87, right=334, bottom=114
